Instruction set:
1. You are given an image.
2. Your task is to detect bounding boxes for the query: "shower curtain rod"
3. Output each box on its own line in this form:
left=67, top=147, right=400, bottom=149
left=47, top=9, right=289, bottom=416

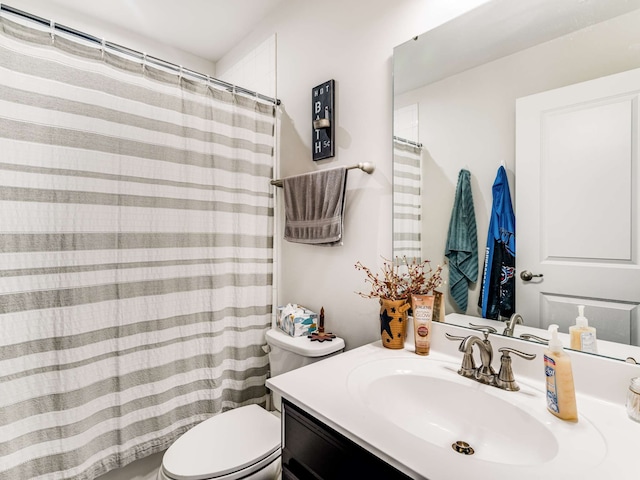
left=270, top=162, right=375, bottom=187
left=393, top=136, right=423, bottom=148
left=0, top=3, right=281, bottom=106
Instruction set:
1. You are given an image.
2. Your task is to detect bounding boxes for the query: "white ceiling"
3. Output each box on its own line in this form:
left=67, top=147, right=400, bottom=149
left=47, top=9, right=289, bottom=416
left=46, top=0, right=286, bottom=62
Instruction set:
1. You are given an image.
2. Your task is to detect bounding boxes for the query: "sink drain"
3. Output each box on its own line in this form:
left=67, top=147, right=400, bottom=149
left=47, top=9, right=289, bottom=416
left=452, top=441, right=475, bottom=455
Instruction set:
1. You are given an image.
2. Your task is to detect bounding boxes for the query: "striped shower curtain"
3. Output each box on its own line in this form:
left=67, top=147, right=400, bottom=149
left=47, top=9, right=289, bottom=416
left=393, top=140, right=422, bottom=262
left=0, top=14, right=275, bottom=480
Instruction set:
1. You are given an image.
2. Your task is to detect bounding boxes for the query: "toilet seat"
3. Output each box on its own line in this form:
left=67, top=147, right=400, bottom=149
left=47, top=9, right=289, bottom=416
left=161, top=405, right=281, bottom=480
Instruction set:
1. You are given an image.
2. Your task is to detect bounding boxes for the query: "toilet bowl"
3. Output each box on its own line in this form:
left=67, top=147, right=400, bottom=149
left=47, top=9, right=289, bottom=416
left=157, top=405, right=281, bottom=480
left=157, top=328, right=344, bottom=480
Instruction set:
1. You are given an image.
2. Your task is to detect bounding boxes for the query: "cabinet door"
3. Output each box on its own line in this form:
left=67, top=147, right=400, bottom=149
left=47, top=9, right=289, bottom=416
left=282, top=399, right=412, bottom=480
left=282, top=465, right=305, bottom=480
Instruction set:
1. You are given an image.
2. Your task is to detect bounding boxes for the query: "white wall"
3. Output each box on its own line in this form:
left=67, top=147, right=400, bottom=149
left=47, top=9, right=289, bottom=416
left=217, top=0, right=489, bottom=350
left=217, top=34, right=277, bottom=99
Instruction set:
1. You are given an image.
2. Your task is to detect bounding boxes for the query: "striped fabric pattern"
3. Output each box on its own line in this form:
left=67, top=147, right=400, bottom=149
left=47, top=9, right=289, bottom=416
left=0, top=15, right=275, bottom=480
left=393, top=140, right=422, bottom=262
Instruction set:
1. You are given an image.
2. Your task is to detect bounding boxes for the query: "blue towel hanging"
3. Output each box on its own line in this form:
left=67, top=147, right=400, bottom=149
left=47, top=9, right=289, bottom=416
left=445, top=169, right=478, bottom=312
left=478, top=166, right=516, bottom=319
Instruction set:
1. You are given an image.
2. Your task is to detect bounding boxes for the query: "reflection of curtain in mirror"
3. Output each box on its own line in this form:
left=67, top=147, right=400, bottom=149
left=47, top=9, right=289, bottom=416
left=0, top=14, right=275, bottom=480
left=393, top=140, right=422, bottom=262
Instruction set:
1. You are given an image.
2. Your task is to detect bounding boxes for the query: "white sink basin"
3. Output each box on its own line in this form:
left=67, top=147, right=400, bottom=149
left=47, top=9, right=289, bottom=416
left=347, top=357, right=606, bottom=467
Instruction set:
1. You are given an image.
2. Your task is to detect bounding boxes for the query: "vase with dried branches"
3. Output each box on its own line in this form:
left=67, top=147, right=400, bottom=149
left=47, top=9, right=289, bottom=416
left=355, top=257, right=443, bottom=349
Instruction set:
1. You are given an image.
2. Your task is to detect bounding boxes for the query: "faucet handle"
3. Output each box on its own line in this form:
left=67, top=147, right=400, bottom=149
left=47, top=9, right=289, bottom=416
left=496, top=347, right=536, bottom=392
left=468, top=323, right=497, bottom=339
left=498, top=347, right=536, bottom=361
left=445, top=333, right=476, bottom=377
left=519, top=333, right=549, bottom=344
left=445, top=333, right=468, bottom=342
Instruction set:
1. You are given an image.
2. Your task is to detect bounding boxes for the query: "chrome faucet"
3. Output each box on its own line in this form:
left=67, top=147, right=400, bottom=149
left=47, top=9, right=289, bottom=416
left=503, top=313, right=524, bottom=336
left=446, top=325, right=496, bottom=385
left=469, top=313, right=524, bottom=337
left=446, top=325, right=536, bottom=391
left=459, top=331, right=495, bottom=384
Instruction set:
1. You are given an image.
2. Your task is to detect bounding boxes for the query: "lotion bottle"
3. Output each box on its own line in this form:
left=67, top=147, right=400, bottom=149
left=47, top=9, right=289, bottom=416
left=544, top=324, right=578, bottom=421
left=569, top=305, right=597, bottom=353
left=411, top=294, right=434, bottom=355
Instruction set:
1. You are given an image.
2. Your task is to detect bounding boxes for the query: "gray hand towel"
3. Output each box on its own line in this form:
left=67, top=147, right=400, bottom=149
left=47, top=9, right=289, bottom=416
left=283, top=167, right=348, bottom=244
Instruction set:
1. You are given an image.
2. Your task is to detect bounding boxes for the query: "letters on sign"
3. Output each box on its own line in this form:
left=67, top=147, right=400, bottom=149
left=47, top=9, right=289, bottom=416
left=312, top=79, right=335, bottom=161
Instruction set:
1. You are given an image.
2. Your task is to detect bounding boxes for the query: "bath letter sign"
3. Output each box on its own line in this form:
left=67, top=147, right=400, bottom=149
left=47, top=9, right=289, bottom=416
left=312, top=79, right=335, bottom=161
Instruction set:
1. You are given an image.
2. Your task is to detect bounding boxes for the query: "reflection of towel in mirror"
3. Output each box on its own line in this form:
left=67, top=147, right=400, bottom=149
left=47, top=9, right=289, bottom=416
left=445, top=169, right=478, bottom=312
left=478, top=166, right=516, bottom=319
left=283, top=167, right=347, bottom=245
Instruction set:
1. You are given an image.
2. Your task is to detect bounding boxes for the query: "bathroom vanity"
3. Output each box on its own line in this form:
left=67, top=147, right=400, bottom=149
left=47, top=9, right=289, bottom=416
left=281, top=400, right=410, bottom=479
left=267, top=321, right=639, bottom=480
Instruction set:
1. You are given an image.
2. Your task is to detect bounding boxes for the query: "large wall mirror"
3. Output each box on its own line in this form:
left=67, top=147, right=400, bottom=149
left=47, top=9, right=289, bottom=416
left=393, top=0, right=640, bottom=362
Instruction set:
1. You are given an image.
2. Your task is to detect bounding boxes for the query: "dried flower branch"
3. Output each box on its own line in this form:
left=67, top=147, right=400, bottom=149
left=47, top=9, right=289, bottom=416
left=355, top=256, right=443, bottom=301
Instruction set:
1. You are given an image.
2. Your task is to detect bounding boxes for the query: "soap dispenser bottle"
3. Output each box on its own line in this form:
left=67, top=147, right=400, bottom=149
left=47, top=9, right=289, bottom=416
left=544, top=324, right=578, bottom=421
left=569, top=305, right=597, bottom=353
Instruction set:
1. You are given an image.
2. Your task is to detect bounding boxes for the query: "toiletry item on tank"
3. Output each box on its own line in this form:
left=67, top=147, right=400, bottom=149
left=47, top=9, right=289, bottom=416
left=411, top=294, right=434, bottom=355
left=569, top=305, right=597, bottom=353
left=544, top=324, right=578, bottom=421
left=276, top=304, right=318, bottom=337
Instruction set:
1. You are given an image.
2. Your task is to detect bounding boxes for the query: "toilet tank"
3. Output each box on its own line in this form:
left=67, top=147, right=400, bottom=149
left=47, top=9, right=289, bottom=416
left=265, top=329, right=344, bottom=410
left=265, top=328, right=345, bottom=376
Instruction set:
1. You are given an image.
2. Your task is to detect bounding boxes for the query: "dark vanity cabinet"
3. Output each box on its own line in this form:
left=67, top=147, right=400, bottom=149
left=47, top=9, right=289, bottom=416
left=281, top=399, right=413, bottom=480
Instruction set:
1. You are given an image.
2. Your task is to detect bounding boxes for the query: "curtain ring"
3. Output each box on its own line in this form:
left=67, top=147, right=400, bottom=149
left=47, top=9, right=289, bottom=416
left=49, top=20, right=55, bottom=44
left=101, top=38, right=106, bottom=60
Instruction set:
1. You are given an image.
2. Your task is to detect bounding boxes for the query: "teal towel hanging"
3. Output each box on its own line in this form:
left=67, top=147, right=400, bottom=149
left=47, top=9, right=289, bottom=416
left=445, top=169, right=478, bottom=312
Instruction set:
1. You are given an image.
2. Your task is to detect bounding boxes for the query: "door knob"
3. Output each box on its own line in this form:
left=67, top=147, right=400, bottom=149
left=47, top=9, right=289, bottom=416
left=520, top=270, right=543, bottom=281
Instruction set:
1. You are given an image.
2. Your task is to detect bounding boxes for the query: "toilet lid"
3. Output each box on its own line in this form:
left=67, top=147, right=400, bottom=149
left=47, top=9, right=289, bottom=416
left=266, top=328, right=345, bottom=357
left=162, top=405, right=280, bottom=480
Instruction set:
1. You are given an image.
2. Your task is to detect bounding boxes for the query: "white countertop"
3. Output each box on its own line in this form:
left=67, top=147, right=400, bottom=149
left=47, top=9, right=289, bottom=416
left=267, top=321, right=640, bottom=480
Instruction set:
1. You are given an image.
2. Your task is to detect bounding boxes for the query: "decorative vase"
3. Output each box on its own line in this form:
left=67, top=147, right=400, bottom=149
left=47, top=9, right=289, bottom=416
left=379, top=298, right=411, bottom=349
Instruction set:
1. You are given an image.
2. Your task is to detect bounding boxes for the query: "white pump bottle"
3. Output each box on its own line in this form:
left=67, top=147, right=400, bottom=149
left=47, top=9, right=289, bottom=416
left=569, top=305, right=597, bottom=353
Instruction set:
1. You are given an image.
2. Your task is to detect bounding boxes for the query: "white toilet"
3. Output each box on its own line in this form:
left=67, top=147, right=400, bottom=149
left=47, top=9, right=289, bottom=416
left=157, top=328, right=345, bottom=480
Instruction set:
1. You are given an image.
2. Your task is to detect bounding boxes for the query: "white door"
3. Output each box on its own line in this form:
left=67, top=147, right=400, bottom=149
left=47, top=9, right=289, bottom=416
left=515, top=67, right=640, bottom=346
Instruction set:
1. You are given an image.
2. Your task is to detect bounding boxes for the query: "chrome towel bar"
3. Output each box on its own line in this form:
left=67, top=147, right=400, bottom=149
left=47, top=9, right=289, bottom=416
left=270, top=162, right=375, bottom=187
